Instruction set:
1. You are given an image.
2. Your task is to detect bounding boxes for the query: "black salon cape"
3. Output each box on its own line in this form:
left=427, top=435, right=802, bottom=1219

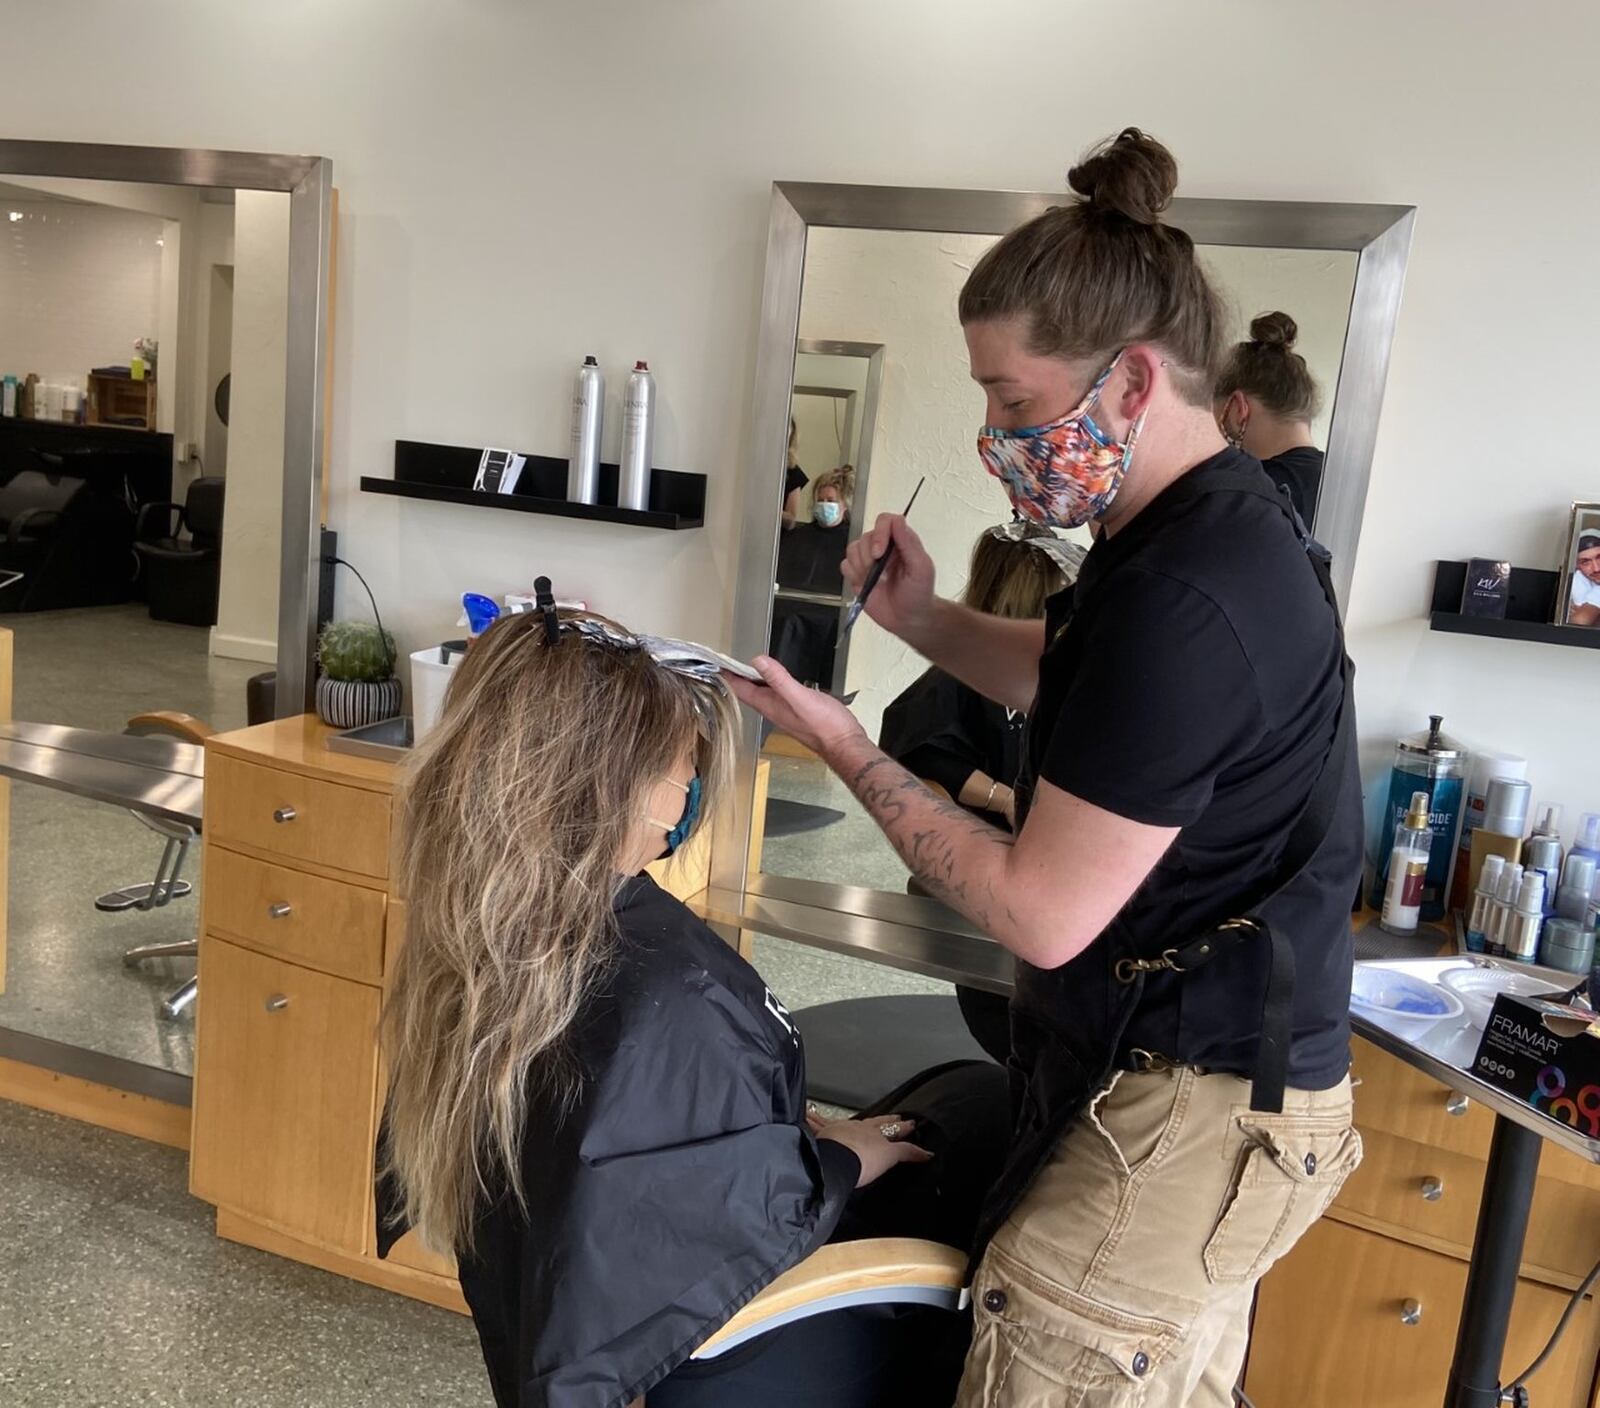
left=376, top=875, right=859, bottom=1408
left=879, top=668, right=1024, bottom=814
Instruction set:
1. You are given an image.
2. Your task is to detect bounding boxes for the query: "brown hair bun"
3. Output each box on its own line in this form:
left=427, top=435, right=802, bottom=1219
left=1249, top=311, right=1299, bottom=349
left=1067, top=128, right=1178, bottom=226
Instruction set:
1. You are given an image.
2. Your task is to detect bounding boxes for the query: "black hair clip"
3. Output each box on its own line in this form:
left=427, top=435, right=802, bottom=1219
left=533, top=576, right=561, bottom=646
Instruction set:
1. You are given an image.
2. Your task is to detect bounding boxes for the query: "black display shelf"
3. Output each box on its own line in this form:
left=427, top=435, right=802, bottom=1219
left=1428, top=559, right=1600, bottom=650
left=360, top=439, right=705, bottom=530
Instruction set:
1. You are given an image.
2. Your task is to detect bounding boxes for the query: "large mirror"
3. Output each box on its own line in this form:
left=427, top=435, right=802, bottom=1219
left=0, top=140, right=331, bottom=1097
left=707, top=183, right=1412, bottom=1003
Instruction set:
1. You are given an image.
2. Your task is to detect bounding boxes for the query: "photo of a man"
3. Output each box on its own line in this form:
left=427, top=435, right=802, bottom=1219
left=1567, top=524, right=1600, bottom=626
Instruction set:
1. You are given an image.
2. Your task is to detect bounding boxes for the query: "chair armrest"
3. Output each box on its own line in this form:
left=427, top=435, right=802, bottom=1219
left=125, top=711, right=215, bottom=744
left=691, top=1238, right=967, bottom=1361
left=135, top=500, right=184, bottom=541
left=10, top=507, right=61, bottom=546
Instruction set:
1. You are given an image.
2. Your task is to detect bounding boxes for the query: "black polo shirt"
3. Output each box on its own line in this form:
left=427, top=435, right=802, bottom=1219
left=1262, top=444, right=1325, bottom=526
left=1014, top=447, right=1359, bottom=1092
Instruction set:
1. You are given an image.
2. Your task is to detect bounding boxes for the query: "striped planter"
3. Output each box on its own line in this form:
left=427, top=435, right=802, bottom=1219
left=315, top=675, right=403, bottom=730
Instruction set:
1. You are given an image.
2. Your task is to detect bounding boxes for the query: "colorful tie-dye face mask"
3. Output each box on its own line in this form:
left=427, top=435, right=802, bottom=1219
left=977, top=351, right=1144, bottom=529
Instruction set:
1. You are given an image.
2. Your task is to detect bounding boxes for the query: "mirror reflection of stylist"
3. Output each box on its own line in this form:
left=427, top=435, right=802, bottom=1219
left=730, top=129, right=1363, bottom=1408
left=1215, top=311, right=1324, bottom=525
left=782, top=417, right=808, bottom=528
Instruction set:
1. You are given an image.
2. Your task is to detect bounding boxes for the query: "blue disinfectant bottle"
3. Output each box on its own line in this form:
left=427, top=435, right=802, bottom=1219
left=1369, top=715, right=1467, bottom=923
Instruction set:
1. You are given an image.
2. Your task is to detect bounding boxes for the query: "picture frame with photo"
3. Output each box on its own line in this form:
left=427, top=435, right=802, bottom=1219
left=1556, top=501, right=1600, bottom=627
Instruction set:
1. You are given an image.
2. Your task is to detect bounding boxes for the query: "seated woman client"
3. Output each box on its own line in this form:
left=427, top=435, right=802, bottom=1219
left=377, top=608, right=1000, bottom=1408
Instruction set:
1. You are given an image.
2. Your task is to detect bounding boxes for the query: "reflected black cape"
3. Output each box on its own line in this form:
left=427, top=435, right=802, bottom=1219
left=879, top=667, right=1024, bottom=814
left=377, top=876, right=858, bottom=1408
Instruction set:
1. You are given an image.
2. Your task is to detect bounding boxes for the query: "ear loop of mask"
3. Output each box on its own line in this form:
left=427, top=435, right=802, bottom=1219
left=646, top=777, right=702, bottom=855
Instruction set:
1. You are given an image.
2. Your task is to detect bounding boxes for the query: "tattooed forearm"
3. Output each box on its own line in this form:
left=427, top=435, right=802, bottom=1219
left=836, top=749, right=1020, bottom=940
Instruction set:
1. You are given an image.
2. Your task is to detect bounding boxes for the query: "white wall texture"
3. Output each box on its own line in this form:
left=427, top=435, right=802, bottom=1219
left=0, top=197, right=165, bottom=389
left=5, top=0, right=1597, bottom=842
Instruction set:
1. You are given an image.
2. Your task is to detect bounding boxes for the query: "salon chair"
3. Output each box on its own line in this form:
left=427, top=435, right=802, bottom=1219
left=687, top=1236, right=966, bottom=1361
left=105, top=711, right=213, bottom=1017
left=0, top=469, right=91, bottom=611
left=135, top=475, right=225, bottom=626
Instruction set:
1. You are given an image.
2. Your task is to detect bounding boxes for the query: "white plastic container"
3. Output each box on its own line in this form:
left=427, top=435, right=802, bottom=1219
left=1440, top=965, right=1560, bottom=1030
left=1349, top=965, right=1463, bottom=1042
left=410, top=644, right=462, bottom=742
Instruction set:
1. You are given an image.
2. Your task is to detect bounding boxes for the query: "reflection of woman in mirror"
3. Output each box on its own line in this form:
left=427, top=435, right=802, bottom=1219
left=770, top=465, right=857, bottom=686
left=378, top=610, right=1004, bottom=1407
left=1215, top=311, right=1324, bottom=525
left=730, top=128, right=1359, bottom=1408
left=1569, top=531, right=1600, bottom=625
left=781, top=417, right=808, bottom=529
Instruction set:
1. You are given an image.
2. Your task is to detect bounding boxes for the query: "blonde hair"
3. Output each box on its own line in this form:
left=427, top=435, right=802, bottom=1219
left=813, top=463, right=855, bottom=511
left=379, top=610, right=735, bottom=1253
left=962, top=526, right=1070, bottom=620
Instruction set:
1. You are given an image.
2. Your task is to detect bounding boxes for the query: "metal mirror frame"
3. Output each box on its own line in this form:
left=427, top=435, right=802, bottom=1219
left=705, top=181, right=1413, bottom=977
left=0, top=139, right=334, bottom=713
left=0, top=138, right=332, bottom=1099
left=782, top=336, right=885, bottom=697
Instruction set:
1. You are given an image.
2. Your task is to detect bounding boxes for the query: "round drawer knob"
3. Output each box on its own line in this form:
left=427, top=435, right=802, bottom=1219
left=1400, top=1299, right=1423, bottom=1326
left=267, top=902, right=292, bottom=920
left=1421, top=1177, right=1444, bottom=1202
left=264, top=994, right=290, bottom=1013
left=273, top=806, right=297, bottom=824
left=1445, top=1092, right=1470, bottom=1118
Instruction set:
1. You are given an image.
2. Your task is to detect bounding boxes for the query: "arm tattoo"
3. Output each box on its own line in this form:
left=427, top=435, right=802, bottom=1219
left=843, top=753, right=1020, bottom=937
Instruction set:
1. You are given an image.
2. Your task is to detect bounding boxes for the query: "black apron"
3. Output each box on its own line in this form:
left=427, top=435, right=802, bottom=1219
left=970, top=475, right=1355, bottom=1268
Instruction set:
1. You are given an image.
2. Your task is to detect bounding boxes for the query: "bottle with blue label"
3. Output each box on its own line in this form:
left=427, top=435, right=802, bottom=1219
left=1368, top=714, right=1466, bottom=923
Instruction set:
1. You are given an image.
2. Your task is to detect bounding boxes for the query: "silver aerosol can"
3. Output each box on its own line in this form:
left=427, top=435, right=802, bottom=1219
left=618, top=360, right=655, bottom=512
left=568, top=355, right=605, bottom=504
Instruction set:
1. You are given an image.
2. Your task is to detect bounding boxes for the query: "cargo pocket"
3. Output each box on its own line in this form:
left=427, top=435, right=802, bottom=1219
left=1203, top=1116, right=1362, bottom=1286
left=969, top=1243, right=1183, bottom=1403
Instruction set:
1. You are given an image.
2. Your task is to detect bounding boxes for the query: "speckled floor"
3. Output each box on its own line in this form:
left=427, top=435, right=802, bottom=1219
left=0, top=1100, right=487, bottom=1406
left=0, top=605, right=258, bottom=1077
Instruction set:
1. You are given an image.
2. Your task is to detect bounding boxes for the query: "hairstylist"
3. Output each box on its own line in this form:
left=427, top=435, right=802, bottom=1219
left=727, top=129, right=1363, bottom=1408
left=1215, top=310, right=1325, bottom=524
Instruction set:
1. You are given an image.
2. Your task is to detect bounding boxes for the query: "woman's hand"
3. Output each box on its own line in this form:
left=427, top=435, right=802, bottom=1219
left=841, top=514, right=938, bottom=642
left=815, top=1113, right=933, bottom=1188
left=724, top=656, right=867, bottom=759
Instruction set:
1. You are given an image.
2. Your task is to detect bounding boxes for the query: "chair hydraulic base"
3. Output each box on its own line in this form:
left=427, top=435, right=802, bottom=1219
left=160, top=976, right=198, bottom=1020
left=95, top=879, right=193, bottom=912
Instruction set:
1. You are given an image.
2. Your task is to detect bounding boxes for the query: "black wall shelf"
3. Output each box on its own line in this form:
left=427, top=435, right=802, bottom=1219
left=1429, top=560, right=1600, bottom=651
left=360, top=440, right=705, bottom=530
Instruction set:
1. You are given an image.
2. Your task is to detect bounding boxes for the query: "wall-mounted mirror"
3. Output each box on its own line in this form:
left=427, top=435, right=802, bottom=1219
left=709, top=182, right=1412, bottom=1001
left=0, top=139, right=331, bottom=1099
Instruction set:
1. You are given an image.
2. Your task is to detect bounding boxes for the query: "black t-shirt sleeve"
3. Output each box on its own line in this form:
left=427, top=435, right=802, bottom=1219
left=1038, top=567, right=1266, bottom=828
left=785, top=464, right=808, bottom=498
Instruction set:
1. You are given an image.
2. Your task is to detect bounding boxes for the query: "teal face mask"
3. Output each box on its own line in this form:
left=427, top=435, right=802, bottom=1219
left=648, top=775, right=703, bottom=857
left=812, top=501, right=844, bottom=528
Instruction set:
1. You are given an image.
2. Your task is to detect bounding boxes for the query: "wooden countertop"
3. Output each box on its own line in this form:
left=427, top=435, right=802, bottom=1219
left=206, top=716, right=398, bottom=793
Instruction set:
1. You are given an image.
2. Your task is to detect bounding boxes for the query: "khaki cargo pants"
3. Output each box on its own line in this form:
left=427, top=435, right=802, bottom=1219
left=955, top=1067, right=1360, bottom=1408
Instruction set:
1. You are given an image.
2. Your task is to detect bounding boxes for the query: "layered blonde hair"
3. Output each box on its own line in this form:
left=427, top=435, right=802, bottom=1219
left=379, top=610, right=735, bottom=1253
left=812, top=463, right=855, bottom=511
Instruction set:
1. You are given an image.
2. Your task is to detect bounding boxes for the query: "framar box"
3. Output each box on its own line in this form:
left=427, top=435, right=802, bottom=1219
left=1472, top=993, right=1600, bottom=1139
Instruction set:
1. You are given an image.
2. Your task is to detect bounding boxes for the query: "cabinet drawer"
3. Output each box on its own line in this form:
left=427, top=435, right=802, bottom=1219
left=207, top=753, right=391, bottom=880
left=1337, top=1126, right=1600, bottom=1289
left=1247, top=1220, right=1600, bottom=1408
left=1352, top=1038, right=1494, bottom=1158
left=190, top=937, right=381, bottom=1255
left=204, top=846, right=385, bottom=984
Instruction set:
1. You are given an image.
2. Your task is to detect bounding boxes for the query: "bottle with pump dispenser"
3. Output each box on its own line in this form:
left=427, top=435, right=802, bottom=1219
left=1504, top=872, right=1547, bottom=963
left=568, top=355, right=605, bottom=505
left=1380, top=791, right=1432, bottom=936
left=1487, top=863, right=1524, bottom=960
left=618, top=361, right=655, bottom=513
left=1465, top=854, right=1506, bottom=954
left=1522, top=804, right=1564, bottom=916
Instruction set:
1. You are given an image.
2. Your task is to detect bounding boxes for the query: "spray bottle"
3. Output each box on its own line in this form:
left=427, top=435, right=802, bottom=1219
left=1380, top=791, right=1432, bottom=936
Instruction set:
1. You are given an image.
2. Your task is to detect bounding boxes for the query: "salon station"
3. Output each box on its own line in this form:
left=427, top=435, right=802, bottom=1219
left=4, top=8, right=1600, bottom=1408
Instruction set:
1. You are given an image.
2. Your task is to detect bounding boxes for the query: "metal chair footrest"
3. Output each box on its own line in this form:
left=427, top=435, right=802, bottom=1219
left=95, top=880, right=194, bottom=913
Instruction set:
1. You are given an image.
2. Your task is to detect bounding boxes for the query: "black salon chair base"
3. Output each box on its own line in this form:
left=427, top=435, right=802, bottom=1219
left=795, top=994, right=992, bottom=1110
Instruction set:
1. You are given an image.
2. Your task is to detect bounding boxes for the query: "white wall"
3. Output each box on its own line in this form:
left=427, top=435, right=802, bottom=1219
left=5, top=0, right=1598, bottom=838
left=211, top=190, right=289, bottom=664
left=791, top=350, right=869, bottom=495
left=0, top=197, right=165, bottom=388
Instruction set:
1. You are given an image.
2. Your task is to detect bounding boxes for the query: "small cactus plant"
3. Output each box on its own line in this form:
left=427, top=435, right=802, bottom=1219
left=317, top=620, right=396, bottom=683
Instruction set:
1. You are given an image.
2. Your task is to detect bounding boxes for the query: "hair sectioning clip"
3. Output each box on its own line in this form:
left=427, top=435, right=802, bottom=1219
left=533, top=576, right=561, bottom=646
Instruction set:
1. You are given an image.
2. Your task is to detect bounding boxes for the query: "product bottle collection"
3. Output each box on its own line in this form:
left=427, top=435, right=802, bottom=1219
left=567, top=354, right=657, bottom=511
left=1376, top=714, right=1600, bottom=974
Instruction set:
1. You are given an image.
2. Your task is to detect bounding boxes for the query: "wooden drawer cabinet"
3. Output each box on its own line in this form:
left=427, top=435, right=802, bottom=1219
left=1247, top=1220, right=1600, bottom=1407
left=1341, top=1127, right=1600, bottom=1290
left=204, top=846, right=386, bottom=984
left=207, top=753, right=391, bottom=880
left=1352, top=1039, right=1495, bottom=1160
left=190, top=936, right=381, bottom=1255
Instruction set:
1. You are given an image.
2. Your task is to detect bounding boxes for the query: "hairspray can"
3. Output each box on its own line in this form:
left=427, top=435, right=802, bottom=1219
left=618, top=360, right=655, bottom=513
left=568, top=355, right=605, bottom=505
left=1369, top=716, right=1465, bottom=923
